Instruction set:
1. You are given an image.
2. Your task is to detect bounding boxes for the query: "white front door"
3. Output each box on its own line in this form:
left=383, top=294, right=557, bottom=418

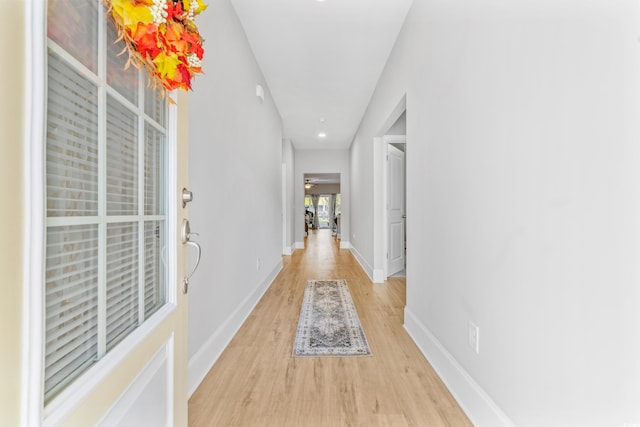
left=27, top=2, right=190, bottom=425
left=387, top=144, right=406, bottom=276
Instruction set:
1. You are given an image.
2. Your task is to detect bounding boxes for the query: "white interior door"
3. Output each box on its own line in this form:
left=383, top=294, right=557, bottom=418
left=27, top=2, right=190, bottom=425
left=387, top=144, right=406, bottom=276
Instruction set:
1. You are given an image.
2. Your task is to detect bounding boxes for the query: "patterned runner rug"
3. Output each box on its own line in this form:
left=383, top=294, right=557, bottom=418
left=293, top=279, right=371, bottom=357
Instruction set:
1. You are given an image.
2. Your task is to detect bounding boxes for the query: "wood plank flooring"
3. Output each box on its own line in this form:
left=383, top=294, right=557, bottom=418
left=188, top=230, right=472, bottom=426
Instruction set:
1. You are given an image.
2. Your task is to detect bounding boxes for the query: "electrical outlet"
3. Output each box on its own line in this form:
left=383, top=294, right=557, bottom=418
left=468, top=321, right=480, bottom=354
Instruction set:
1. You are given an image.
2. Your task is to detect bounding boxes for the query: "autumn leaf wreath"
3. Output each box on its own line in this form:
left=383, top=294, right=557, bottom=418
left=106, top=0, right=207, bottom=92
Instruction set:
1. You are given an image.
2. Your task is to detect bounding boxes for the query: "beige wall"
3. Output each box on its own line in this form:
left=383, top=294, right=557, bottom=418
left=0, top=2, right=26, bottom=425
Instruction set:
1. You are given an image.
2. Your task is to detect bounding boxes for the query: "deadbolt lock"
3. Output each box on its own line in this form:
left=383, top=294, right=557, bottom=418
left=182, top=188, right=193, bottom=208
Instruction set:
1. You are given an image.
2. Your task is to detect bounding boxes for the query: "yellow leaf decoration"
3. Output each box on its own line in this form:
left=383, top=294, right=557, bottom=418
left=194, top=0, right=208, bottom=14
left=153, top=51, right=181, bottom=80
left=110, top=0, right=153, bottom=32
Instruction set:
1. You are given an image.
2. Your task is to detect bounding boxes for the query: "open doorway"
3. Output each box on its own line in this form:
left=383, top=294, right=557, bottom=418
left=316, top=195, right=331, bottom=228
left=303, top=173, right=341, bottom=237
left=373, top=102, right=406, bottom=283
left=386, top=138, right=406, bottom=277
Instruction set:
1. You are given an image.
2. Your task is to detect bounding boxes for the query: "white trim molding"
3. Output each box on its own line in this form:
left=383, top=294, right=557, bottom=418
left=187, top=259, right=283, bottom=397
left=23, top=1, right=46, bottom=425
left=98, top=337, right=173, bottom=426
left=348, top=245, right=373, bottom=282
left=372, top=269, right=385, bottom=283
left=404, top=308, right=515, bottom=427
left=282, top=245, right=295, bottom=256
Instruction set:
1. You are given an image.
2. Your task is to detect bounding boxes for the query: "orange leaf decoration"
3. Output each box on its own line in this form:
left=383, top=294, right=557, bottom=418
left=132, top=23, right=161, bottom=59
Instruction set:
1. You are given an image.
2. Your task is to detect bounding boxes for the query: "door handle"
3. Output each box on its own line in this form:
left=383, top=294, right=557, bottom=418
left=183, top=240, right=201, bottom=293
left=181, top=219, right=201, bottom=294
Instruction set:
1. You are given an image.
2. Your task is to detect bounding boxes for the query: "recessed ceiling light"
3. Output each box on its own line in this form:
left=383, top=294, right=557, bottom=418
left=317, top=117, right=327, bottom=138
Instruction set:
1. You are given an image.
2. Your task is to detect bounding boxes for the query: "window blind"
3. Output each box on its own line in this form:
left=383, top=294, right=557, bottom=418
left=144, top=221, right=165, bottom=318
left=46, top=51, right=99, bottom=218
left=44, top=225, right=99, bottom=400
left=106, top=95, right=138, bottom=216
left=106, top=223, right=139, bottom=350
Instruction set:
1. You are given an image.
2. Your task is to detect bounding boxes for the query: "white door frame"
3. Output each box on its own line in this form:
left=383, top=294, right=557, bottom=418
left=372, top=97, right=407, bottom=283
left=377, top=136, right=406, bottom=282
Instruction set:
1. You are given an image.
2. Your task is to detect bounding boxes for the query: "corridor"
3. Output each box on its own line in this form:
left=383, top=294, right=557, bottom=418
left=188, top=230, right=471, bottom=426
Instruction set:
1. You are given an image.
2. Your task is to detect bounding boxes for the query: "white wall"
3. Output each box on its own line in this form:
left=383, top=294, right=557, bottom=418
left=350, top=0, right=640, bottom=426
left=294, top=150, right=350, bottom=247
left=388, top=111, right=406, bottom=135
left=283, top=139, right=296, bottom=254
left=187, top=0, right=284, bottom=395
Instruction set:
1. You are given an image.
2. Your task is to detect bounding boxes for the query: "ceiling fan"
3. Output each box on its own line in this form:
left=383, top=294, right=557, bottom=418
left=304, top=179, right=316, bottom=189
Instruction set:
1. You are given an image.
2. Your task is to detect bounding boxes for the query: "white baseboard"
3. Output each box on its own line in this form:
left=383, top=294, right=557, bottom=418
left=187, top=260, right=283, bottom=397
left=404, top=308, right=515, bottom=427
left=282, top=245, right=294, bottom=256
left=339, top=241, right=350, bottom=249
left=372, top=269, right=385, bottom=283
left=294, top=241, right=305, bottom=249
left=348, top=245, right=373, bottom=281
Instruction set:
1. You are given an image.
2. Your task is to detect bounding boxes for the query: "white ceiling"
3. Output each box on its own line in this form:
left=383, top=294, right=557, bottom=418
left=305, top=173, right=340, bottom=184
left=230, top=0, right=413, bottom=150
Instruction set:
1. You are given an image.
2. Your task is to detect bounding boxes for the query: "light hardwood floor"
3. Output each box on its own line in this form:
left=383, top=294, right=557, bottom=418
left=189, top=229, right=472, bottom=427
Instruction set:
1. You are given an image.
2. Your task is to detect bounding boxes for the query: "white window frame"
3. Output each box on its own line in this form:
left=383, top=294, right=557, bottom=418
left=22, top=2, right=179, bottom=425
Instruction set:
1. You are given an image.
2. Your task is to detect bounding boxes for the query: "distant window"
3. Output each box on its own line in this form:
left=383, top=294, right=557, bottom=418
left=305, top=196, right=314, bottom=213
